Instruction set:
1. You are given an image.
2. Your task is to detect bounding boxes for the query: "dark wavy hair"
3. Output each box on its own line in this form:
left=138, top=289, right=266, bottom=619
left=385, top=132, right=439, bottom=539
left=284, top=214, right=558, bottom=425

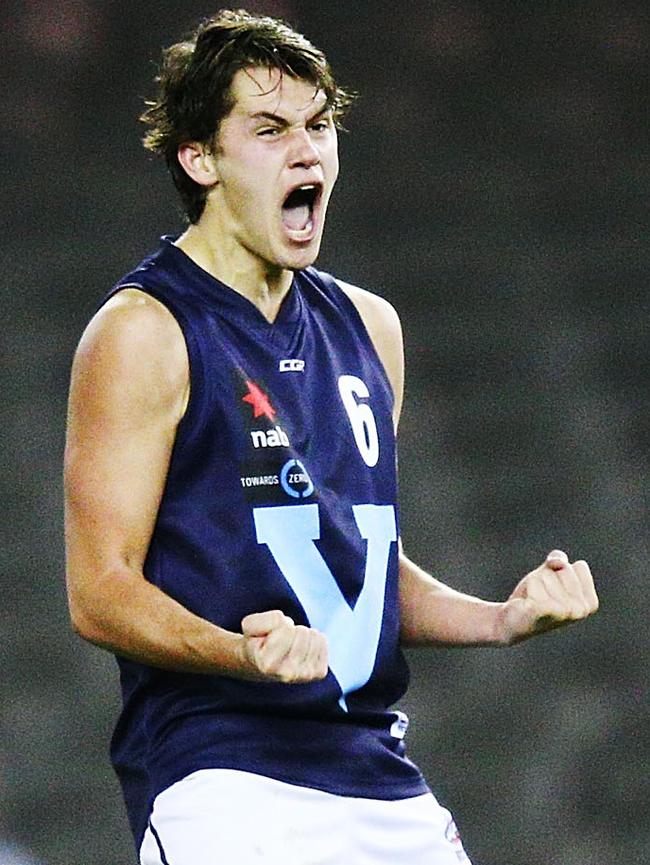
left=141, top=9, right=355, bottom=223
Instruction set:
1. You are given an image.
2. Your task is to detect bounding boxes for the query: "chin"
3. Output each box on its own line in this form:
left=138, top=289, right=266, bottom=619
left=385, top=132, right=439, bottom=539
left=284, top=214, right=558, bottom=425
left=286, top=254, right=319, bottom=272
left=282, top=239, right=323, bottom=271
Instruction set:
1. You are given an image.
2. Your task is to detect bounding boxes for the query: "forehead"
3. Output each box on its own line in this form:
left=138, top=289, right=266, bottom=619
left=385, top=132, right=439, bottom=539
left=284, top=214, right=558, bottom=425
left=228, top=66, right=328, bottom=119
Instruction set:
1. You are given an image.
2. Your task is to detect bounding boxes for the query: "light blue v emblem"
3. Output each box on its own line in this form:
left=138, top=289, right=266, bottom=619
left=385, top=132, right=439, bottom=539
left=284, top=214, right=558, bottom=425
left=253, top=503, right=397, bottom=710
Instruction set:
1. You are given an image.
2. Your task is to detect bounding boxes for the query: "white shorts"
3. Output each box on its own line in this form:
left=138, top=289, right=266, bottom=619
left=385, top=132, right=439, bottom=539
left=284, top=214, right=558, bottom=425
left=139, top=768, right=472, bottom=865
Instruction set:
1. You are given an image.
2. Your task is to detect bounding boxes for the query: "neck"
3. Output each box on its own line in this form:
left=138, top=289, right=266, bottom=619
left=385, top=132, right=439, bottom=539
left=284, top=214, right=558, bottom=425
left=175, top=218, right=293, bottom=323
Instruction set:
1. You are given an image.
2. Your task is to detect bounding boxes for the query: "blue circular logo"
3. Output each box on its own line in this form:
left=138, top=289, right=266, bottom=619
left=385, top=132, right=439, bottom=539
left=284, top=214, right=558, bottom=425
left=280, top=459, right=314, bottom=499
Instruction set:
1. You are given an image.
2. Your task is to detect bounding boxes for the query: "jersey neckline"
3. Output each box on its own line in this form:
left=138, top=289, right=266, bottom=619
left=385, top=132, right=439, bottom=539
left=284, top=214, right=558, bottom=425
left=158, top=235, right=303, bottom=339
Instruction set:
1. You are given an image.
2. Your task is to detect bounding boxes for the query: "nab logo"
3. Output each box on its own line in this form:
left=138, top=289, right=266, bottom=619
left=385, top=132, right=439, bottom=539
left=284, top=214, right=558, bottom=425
left=250, top=425, right=290, bottom=448
left=279, top=359, right=305, bottom=373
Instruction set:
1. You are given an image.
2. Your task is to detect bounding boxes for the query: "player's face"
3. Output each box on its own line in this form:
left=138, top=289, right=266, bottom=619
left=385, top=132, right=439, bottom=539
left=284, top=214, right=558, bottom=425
left=210, top=66, right=339, bottom=272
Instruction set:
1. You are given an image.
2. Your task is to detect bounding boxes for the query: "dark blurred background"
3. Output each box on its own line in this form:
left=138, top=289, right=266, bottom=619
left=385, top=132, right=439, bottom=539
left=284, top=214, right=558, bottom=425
left=2, top=0, right=648, bottom=863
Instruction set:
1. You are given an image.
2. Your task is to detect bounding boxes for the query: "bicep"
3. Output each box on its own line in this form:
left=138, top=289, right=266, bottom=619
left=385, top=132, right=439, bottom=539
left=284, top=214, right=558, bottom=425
left=64, top=293, right=188, bottom=613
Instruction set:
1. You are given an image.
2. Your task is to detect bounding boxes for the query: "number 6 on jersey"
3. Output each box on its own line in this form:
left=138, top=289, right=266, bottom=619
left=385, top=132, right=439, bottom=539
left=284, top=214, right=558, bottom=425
left=338, top=375, right=379, bottom=467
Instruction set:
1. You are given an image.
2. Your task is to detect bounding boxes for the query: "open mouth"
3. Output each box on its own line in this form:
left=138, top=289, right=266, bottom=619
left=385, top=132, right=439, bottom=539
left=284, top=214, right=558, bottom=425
left=281, top=183, right=322, bottom=237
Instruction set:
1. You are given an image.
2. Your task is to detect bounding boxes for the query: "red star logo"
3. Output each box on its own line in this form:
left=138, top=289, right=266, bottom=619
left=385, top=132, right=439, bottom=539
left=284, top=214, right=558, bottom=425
left=242, top=379, right=276, bottom=420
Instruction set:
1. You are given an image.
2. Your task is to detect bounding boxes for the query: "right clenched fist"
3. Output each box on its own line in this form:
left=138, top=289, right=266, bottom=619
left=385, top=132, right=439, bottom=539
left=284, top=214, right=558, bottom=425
left=239, top=610, right=329, bottom=684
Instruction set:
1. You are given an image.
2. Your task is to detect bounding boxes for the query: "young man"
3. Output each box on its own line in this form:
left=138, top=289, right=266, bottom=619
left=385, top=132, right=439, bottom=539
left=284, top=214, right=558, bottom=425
left=64, top=10, right=598, bottom=865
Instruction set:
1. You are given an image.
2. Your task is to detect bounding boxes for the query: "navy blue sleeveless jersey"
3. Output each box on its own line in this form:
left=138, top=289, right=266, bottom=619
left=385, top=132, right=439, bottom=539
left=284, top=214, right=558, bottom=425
left=105, top=237, right=428, bottom=848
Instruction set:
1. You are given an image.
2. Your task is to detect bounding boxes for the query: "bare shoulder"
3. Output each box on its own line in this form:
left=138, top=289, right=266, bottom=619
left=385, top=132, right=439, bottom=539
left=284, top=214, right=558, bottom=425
left=72, top=287, right=189, bottom=420
left=336, top=279, right=404, bottom=426
left=336, top=279, right=402, bottom=345
left=77, top=287, right=184, bottom=361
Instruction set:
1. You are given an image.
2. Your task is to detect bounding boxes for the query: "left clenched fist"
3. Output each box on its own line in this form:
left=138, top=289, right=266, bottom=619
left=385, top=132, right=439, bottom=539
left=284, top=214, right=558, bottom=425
left=498, top=550, right=599, bottom=645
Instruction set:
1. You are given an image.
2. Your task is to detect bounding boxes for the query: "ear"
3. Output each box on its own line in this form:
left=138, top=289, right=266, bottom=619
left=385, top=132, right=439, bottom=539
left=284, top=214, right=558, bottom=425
left=177, top=141, right=219, bottom=187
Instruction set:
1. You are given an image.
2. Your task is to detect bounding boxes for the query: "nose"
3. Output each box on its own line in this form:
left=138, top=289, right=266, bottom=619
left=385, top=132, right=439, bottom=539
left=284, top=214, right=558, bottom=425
left=288, top=128, right=320, bottom=169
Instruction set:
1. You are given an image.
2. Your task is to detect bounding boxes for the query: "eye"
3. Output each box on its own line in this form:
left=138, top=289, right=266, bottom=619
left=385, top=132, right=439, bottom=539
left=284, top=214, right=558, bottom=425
left=309, top=120, right=330, bottom=133
left=257, top=126, right=281, bottom=137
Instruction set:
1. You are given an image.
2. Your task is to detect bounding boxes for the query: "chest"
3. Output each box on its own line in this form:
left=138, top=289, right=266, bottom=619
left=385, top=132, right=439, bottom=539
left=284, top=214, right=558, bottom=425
left=192, top=299, right=396, bottom=504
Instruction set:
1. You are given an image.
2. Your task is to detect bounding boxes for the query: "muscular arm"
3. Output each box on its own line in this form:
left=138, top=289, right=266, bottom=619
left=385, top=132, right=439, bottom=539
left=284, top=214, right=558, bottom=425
left=398, top=548, right=598, bottom=647
left=64, top=289, right=326, bottom=681
left=398, top=551, right=504, bottom=646
left=339, top=279, right=599, bottom=647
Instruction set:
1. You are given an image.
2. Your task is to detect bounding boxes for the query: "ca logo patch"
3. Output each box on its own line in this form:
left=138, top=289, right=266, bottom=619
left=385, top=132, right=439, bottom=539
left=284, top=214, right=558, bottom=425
left=279, top=359, right=305, bottom=373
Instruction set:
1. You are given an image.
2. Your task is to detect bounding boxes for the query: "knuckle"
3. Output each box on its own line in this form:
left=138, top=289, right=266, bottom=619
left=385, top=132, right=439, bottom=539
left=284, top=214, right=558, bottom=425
left=257, top=658, right=273, bottom=677
left=263, top=610, right=282, bottom=630
left=267, top=610, right=292, bottom=629
left=272, top=659, right=295, bottom=682
left=273, top=612, right=291, bottom=629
